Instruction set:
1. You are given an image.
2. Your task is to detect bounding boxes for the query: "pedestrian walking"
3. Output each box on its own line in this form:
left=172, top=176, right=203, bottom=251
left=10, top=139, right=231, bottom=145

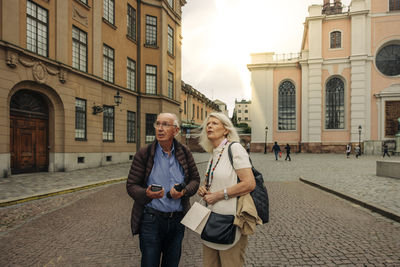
left=272, top=142, right=281, bottom=161
left=285, top=144, right=291, bottom=161
left=355, top=145, right=361, bottom=159
left=346, top=144, right=351, bottom=158
left=383, top=144, right=390, bottom=158
left=126, top=113, right=200, bottom=267
left=197, top=112, right=256, bottom=267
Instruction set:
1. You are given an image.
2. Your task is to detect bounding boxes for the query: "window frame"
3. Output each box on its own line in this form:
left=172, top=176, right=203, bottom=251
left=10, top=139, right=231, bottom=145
left=127, top=111, right=136, bottom=143
left=127, top=57, right=136, bottom=91
left=26, top=0, right=49, bottom=57
left=103, top=44, right=115, bottom=83
left=389, top=0, right=400, bottom=11
left=325, top=77, right=345, bottom=130
left=127, top=4, right=136, bottom=41
left=168, top=71, right=174, bottom=98
left=278, top=80, right=296, bottom=131
left=330, top=30, right=342, bottom=49
left=145, top=65, right=157, bottom=94
left=72, top=26, right=88, bottom=72
left=103, top=0, right=115, bottom=25
left=145, top=15, right=157, bottom=46
left=102, top=105, right=115, bottom=142
left=168, top=25, right=174, bottom=56
left=145, top=113, right=157, bottom=143
left=75, top=98, right=87, bottom=141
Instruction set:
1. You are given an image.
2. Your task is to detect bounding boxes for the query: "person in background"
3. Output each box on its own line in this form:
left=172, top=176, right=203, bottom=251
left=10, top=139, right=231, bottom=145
left=126, top=113, right=200, bottom=267
left=197, top=112, right=256, bottom=267
left=346, top=144, right=352, bottom=158
left=272, top=142, right=281, bottom=161
left=383, top=144, right=390, bottom=158
left=355, top=145, right=361, bottom=159
left=285, top=144, right=291, bottom=161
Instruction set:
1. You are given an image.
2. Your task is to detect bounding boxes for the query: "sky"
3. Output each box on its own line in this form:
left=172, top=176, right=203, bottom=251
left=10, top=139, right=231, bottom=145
left=181, top=0, right=351, bottom=116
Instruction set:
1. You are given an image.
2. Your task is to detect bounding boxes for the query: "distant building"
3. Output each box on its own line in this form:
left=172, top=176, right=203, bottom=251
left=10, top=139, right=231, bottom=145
left=0, top=0, right=188, bottom=177
left=180, top=81, right=220, bottom=129
left=233, top=99, right=251, bottom=126
left=214, top=99, right=229, bottom=117
left=248, top=0, right=400, bottom=154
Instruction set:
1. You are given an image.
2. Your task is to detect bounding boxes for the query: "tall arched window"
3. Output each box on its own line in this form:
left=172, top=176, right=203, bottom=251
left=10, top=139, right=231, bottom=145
left=330, top=31, right=341, bottom=48
left=325, top=77, right=345, bottom=129
left=278, top=81, right=296, bottom=130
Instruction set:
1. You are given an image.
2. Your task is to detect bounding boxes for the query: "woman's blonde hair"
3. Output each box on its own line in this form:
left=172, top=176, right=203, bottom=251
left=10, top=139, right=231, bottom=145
left=199, top=112, right=240, bottom=153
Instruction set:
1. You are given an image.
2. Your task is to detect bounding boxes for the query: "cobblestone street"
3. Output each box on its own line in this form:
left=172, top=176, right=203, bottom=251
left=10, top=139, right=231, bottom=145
left=0, top=153, right=400, bottom=266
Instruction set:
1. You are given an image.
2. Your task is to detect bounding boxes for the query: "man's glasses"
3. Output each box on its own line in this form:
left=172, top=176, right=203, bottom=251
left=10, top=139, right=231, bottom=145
left=153, top=122, right=177, bottom=129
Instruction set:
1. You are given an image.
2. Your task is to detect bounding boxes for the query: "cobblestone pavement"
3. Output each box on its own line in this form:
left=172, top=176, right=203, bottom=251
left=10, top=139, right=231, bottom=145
left=1, top=181, right=399, bottom=266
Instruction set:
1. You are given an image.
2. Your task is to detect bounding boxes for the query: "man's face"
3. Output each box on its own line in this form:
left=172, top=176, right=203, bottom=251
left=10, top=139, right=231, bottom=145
left=155, top=114, right=179, bottom=143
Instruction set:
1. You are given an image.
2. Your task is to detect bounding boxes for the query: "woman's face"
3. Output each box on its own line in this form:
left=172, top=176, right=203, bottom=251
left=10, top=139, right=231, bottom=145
left=206, top=117, right=228, bottom=143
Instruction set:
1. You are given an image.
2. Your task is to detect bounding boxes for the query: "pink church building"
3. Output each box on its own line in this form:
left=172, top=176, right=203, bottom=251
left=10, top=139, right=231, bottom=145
left=248, top=0, right=400, bottom=154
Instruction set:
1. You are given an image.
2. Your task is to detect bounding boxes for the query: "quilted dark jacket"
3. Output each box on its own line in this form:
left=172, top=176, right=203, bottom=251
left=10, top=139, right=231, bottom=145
left=126, top=139, right=200, bottom=235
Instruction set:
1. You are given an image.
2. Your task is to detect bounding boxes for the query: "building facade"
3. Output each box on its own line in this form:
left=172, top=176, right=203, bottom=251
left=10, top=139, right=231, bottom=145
left=213, top=99, right=229, bottom=117
left=0, top=0, right=187, bottom=177
left=248, top=0, right=400, bottom=154
left=233, top=99, right=251, bottom=126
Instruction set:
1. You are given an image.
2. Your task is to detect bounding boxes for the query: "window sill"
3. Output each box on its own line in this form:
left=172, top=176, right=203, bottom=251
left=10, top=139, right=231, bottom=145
left=126, top=35, right=137, bottom=44
left=74, top=0, right=91, bottom=10
left=144, top=43, right=159, bottom=49
left=102, top=18, right=117, bottom=30
left=103, top=140, right=115, bottom=142
left=168, top=51, right=175, bottom=58
left=75, top=138, right=87, bottom=141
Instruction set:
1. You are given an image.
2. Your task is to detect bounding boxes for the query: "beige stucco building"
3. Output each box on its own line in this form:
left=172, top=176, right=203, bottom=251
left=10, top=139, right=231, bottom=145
left=248, top=0, right=400, bottom=154
left=0, top=0, right=187, bottom=177
left=233, top=99, right=251, bottom=126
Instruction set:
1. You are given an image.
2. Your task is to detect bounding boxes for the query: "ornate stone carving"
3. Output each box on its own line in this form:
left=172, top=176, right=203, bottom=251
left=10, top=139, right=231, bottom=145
left=72, top=4, right=88, bottom=27
left=18, top=58, right=68, bottom=84
left=6, top=50, right=19, bottom=68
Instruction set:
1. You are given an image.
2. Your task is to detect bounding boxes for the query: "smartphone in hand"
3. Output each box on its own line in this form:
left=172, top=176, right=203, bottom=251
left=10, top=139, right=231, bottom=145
left=150, top=184, right=163, bottom=192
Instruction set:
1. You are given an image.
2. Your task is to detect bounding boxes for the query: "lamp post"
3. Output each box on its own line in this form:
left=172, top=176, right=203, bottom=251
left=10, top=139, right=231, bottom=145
left=264, top=126, right=268, bottom=154
left=358, top=125, right=362, bottom=154
left=92, top=91, right=122, bottom=115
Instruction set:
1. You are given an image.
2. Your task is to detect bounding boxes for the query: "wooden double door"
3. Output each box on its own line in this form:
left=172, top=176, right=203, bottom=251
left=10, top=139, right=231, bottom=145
left=10, top=116, right=48, bottom=174
left=10, top=90, right=49, bottom=174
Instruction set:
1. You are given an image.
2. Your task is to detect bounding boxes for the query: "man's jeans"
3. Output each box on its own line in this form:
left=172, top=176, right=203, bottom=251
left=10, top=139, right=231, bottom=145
left=139, top=210, right=185, bottom=267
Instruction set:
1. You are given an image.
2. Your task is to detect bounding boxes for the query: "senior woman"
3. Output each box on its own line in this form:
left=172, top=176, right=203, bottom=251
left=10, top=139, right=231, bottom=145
left=197, top=112, right=255, bottom=267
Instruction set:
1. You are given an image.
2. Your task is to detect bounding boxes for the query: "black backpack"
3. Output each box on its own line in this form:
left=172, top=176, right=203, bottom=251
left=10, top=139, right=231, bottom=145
left=228, top=142, right=269, bottom=224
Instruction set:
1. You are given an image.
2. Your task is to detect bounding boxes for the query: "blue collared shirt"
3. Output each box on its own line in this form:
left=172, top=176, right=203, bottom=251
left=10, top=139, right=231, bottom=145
left=146, top=143, right=185, bottom=212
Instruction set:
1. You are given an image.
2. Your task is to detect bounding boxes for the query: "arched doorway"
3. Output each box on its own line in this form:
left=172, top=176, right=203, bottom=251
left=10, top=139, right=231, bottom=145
left=10, top=90, right=49, bottom=174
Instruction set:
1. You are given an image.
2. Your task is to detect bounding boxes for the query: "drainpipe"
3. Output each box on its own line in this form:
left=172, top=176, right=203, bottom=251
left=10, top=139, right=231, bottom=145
left=136, top=0, right=142, bottom=151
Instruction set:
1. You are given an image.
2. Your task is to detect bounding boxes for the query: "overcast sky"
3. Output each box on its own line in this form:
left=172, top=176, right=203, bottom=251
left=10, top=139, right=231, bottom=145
left=181, top=0, right=351, bottom=116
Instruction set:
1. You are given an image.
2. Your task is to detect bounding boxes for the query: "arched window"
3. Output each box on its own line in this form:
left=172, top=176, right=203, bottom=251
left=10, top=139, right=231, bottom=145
left=325, top=77, right=345, bottom=129
left=278, top=81, right=296, bottom=130
left=330, top=31, right=341, bottom=48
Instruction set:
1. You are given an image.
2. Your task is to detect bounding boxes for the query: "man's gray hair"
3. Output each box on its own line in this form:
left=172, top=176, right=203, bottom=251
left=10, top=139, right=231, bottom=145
left=158, top=112, right=180, bottom=127
left=199, top=112, right=240, bottom=153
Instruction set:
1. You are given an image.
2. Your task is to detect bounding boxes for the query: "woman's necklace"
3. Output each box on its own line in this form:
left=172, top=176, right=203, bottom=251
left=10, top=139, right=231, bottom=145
left=205, top=140, right=228, bottom=190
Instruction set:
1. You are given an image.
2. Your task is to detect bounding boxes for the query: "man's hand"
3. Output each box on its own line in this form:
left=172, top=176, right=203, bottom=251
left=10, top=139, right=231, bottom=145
left=145, top=186, right=164, bottom=199
left=169, top=185, right=186, bottom=199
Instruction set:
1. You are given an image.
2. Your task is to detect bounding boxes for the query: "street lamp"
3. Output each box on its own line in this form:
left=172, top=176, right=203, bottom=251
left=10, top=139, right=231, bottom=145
left=358, top=125, right=362, bottom=153
left=92, top=91, right=123, bottom=114
left=264, top=126, right=268, bottom=154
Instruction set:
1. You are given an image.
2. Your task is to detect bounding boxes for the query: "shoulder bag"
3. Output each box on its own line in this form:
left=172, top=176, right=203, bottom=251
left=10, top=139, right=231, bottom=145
left=228, top=142, right=270, bottom=223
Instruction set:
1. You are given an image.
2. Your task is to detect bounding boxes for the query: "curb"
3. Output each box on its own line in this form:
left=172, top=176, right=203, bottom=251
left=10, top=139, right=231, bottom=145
left=0, top=177, right=127, bottom=208
left=299, top=177, right=400, bottom=223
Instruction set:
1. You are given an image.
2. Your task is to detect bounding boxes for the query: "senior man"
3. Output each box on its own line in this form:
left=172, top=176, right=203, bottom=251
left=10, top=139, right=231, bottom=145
left=127, top=113, right=200, bottom=267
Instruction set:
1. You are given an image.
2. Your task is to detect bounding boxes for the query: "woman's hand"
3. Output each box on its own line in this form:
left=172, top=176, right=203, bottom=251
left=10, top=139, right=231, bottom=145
left=203, top=191, right=224, bottom=205
left=197, top=185, right=208, bottom=197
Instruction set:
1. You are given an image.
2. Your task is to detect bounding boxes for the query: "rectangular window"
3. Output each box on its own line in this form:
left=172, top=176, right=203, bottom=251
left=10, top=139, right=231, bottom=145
left=26, top=0, right=48, bottom=57
left=168, top=71, right=174, bottom=98
left=145, top=65, right=157, bottom=94
left=127, top=111, right=136, bottom=142
left=127, top=4, right=136, bottom=40
left=103, top=106, right=114, bottom=141
left=103, top=0, right=114, bottom=25
left=192, top=104, right=195, bottom=119
left=197, top=106, right=199, bottom=119
left=184, top=100, right=187, bottom=114
left=127, top=58, right=136, bottom=91
left=75, top=98, right=86, bottom=140
left=245, top=110, right=248, bottom=113
left=103, top=44, right=114, bottom=83
left=330, top=31, right=341, bottom=49
left=201, top=108, right=203, bottom=120
left=72, top=26, right=88, bottom=72
left=80, top=0, right=88, bottom=5
left=390, top=0, right=400, bottom=11
left=168, top=0, right=174, bottom=8
left=168, top=25, right=174, bottom=55
left=145, top=113, right=157, bottom=142
left=145, top=15, right=157, bottom=46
